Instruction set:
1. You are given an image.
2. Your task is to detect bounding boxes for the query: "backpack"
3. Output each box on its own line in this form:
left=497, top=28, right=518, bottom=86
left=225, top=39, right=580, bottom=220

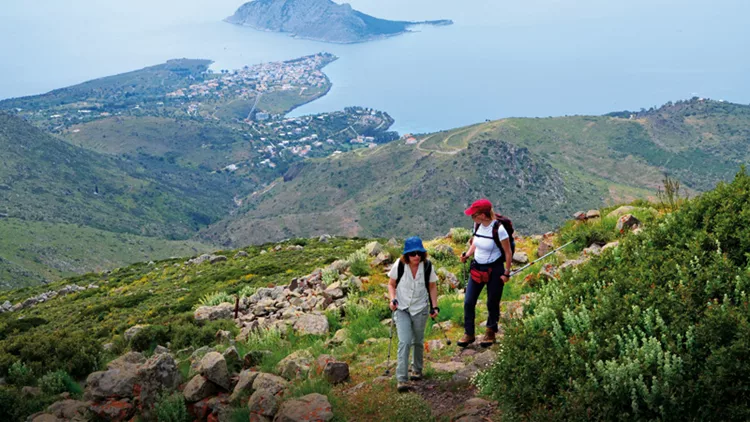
left=396, top=259, right=434, bottom=309
left=472, top=216, right=516, bottom=256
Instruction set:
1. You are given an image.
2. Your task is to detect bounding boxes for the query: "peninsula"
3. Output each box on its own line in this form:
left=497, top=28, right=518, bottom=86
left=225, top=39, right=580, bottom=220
left=225, top=0, right=453, bottom=44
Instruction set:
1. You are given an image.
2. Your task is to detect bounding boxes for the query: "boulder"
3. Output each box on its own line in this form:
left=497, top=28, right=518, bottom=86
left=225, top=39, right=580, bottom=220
left=602, top=241, right=620, bottom=251
left=85, top=368, right=138, bottom=400
left=137, top=353, right=181, bottom=417
left=583, top=243, right=603, bottom=256
left=314, top=355, right=336, bottom=374
left=512, top=252, right=529, bottom=265
left=199, top=352, right=231, bottom=390
left=431, top=361, right=466, bottom=373
left=318, top=234, right=331, bottom=243
left=586, top=209, right=601, bottom=219
left=573, top=211, right=587, bottom=221
left=107, top=351, right=145, bottom=371
left=436, top=268, right=459, bottom=289
left=371, top=251, right=392, bottom=267
left=432, top=320, right=453, bottom=331
left=216, top=330, right=232, bottom=344
left=327, top=260, right=349, bottom=273
left=223, top=347, right=242, bottom=373
left=293, top=314, right=329, bottom=336
left=536, top=241, right=554, bottom=257
left=153, top=345, right=170, bottom=355
left=323, top=287, right=345, bottom=300
left=183, top=375, right=218, bottom=402
left=427, top=339, right=445, bottom=351
left=210, top=255, right=228, bottom=264
left=452, top=350, right=497, bottom=386
left=276, top=350, right=314, bottom=380
left=607, top=205, right=637, bottom=218
left=194, top=303, right=234, bottom=322
left=234, top=251, right=250, bottom=259
left=433, top=244, right=454, bottom=255
left=123, top=324, right=149, bottom=342
left=323, top=362, right=349, bottom=385
left=364, top=241, right=383, bottom=256
left=616, top=214, right=641, bottom=232
left=273, top=393, right=334, bottom=422
left=230, top=370, right=260, bottom=402
left=187, top=254, right=212, bottom=265
left=30, top=414, right=61, bottom=422
left=88, top=400, right=135, bottom=422
left=47, top=399, right=90, bottom=420
left=326, top=329, right=348, bottom=347
left=248, top=373, right=288, bottom=419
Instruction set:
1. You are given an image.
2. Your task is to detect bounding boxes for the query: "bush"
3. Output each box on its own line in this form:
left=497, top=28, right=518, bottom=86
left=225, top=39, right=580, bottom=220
left=39, top=370, right=82, bottom=395
left=322, top=268, right=339, bottom=285
left=450, top=227, right=472, bottom=244
left=130, top=325, right=170, bottom=352
left=7, top=361, right=34, bottom=386
left=347, top=250, right=371, bottom=277
left=154, top=392, right=189, bottom=422
left=476, top=168, right=750, bottom=421
left=0, top=386, right=52, bottom=421
left=197, top=291, right=233, bottom=308
left=0, top=330, right=102, bottom=378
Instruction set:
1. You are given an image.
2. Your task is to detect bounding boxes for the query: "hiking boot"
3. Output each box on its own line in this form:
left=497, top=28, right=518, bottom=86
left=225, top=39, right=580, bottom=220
left=480, top=327, right=496, bottom=347
left=397, top=382, right=410, bottom=392
left=457, top=334, right=475, bottom=348
left=409, top=372, right=423, bottom=381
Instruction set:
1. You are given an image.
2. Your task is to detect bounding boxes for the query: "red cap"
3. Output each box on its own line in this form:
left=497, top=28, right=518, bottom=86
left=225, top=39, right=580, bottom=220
left=464, top=199, right=492, bottom=216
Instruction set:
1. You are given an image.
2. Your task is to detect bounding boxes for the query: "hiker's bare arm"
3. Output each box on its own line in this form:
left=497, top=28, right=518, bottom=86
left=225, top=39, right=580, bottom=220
left=388, top=278, right=398, bottom=311
left=461, top=244, right=476, bottom=262
left=501, top=238, right=512, bottom=280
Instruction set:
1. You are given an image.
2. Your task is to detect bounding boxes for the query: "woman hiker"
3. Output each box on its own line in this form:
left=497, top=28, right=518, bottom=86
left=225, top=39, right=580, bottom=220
left=459, top=199, right=513, bottom=348
left=387, top=236, right=439, bottom=392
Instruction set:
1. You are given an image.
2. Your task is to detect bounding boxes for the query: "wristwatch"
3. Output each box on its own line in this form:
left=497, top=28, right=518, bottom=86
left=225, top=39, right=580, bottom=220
left=391, top=299, right=398, bottom=305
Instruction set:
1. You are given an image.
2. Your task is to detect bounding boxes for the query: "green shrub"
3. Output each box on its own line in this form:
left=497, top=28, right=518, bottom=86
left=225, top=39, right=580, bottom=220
left=0, top=330, right=102, bottom=379
left=344, top=303, right=389, bottom=345
left=476, top=168, right=750, bottom=421
left=0, top=386, right=53, bottom=421
left=347, top=249, right=371, bottom=277
left=450, top=227, right=472, bottom=244
left=196, top=291, right=233, bottom=308
left=229, top=408, right=251, bottom=422
left=238, top=285, right=257, bottom=299
left=154, top=392, right=189, bottom=422
left=322, top=268, right=339, bottom=285
left=130, top=325, right=170, bottom=352
left=7, top=360, right=34, bottom=386
left=39, top=370, right=81, bottom=395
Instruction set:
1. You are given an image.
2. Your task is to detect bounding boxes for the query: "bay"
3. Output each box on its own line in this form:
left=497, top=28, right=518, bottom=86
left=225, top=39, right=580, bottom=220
left=1, top=0, right=748, bottom=134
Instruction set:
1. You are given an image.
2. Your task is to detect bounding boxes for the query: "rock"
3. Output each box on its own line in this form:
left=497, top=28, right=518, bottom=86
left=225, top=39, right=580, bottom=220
left=364, top=241, right=383, bottom=256
left=223, top=347, right=242, bottom=373
left=371, top=251, right=393, bottom=267
left=607, top=205, right=637, bottom=218
left=123, top=324, right=149, bottom=342
left=537, top=241, right=554, bottom=257
left=260, top=250, right=268, bottom=255
left=323, top=287, right=344, bottom=300
left=235, top=251, right=250, bottom=258
left=153, top=345, right=170, bottom=355
left=199, top=352, right=231, bottom=390
left=454, top=397, right=494, bottom=421
left=88, top=399, right=135, bottom=422
left=194, top=303, right=234, bottom=322
left=216, top=330, right=232, bottom=344
left=318, top=234, right=331, bottom=243
left=187, top=254, right=212, bottom=265
left=276, top=350, right=314, bottom=380
left=512, top=252, right=529, bottom=265
left=243, top=350, right=272, bottom=369
left=274, top=393, right=334, bottom=422
left=559, top=258, right=587, bottom=271
left=387, top=237, right=399, bottom=247
left=230, top=369, right=260, bottom=402
left=47, top=399, right=90, bottom=420
left=183, top=375, right=218, bottom=402
left=586, top=209, right=601, bottom=219
left=573, top=211, right=587, bottom=221
left=427, top=339, right=445, bottom=351
left=85, top=367, right=138, bottom=400
left=583, top=243, right=603, bottom=256
left=327, top=260, right=349, bottom=273
left=30, top=414, right=62, bottom=422
left=293, top=314, right=329, bottom=336
left=452, top=350, right=497, bottom=386
left=107, top=351, right=146, bottom=371
left=326, top=329, right=348, bottom=347
left=274, top=245, right=283, bottom=252
left=431, top=361, right=466, bottom=373
left=433, top=244, right=454, bottom=255
left=137, top=353, right=181, bottom=418
left=538, top=264, right=557, bottom=281
left=602, top=241, right=620, bottom=251
left=436, top=268, right=459, bottom=289
left=616, top=214, right=641, bottom=232
left=323, top=362, right=349, bottom=384
left=248, top=373, right=288, bottom=419
left=432, top=320, right=453, bottom=331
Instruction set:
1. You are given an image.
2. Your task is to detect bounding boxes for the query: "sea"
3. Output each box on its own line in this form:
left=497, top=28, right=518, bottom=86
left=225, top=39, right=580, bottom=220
left=1, top=0, right=748, bottom=134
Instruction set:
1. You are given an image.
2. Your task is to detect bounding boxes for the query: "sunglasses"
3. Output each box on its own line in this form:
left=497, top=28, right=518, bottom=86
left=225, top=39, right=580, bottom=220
left=406, top=251, right=422, bottom=257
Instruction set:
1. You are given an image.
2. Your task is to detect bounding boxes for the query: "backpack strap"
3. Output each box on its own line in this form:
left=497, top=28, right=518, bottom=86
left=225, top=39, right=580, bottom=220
left=396, top=261, right=405, bottom=286
left=424, top=260, right=433, bottom=310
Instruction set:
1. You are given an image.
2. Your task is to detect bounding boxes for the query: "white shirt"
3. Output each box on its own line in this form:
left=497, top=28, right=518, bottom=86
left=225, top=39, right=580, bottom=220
left=388, top=261, right=438, bottom=316
left=473, top=222, right=509, bottom=264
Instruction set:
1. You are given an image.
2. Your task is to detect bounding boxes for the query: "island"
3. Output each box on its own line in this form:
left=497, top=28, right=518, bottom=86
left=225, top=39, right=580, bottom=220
left=225, top=0, right=453, bottom=44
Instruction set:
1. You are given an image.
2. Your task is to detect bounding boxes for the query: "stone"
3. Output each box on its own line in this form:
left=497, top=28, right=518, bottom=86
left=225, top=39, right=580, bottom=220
left=318, top=234, right=331, bottom=243
left=606, top=205, right=637, bottom=218
left=323, top=362, right=349, bottom=384
left=364, top=241, right=383, bottom=256
left=583, top=244, right=603, bottom=256
left=559, top=258, right=587, bottom=271
left=432, top=320, right=453, bottom=331
left=85, top=368, right=138, bottom=400
left=243, top=350, right=272, bottom=369
left=194, top=303, right=234, bottom=322
left=371, top=251, right=393, bottom=267
left=586, top=209, right=601, bottom=219
left=230, top=370, right=260, bottom=402
left=210, top=255, right=228, bottom=264
left=188, top=254, right=212, bottom=265
left=616, top=214, right=641, bottom=232
left=327, top=260, right=349, bottom=273
left=293, top=314, right=329, bottom=336
left=436, top=268, right=459, bottom=289
left=216, top=330, right=232, bottom=344
left=431, top=361, right=466, bottom=373
left=153, top=345, right=170, bottom=355
left=326, top=329, right=348, bottom=346
left=537, top=241, right=554, bottom=257
left=223, top=347, right=242, bottom=373
left=602, top=241, right=620, bottom=251
left=427, top=339, right=445, bottom=351
left=137, top=353, right=181, bottom=418
left=199, top=352, right=231, bottom=390
left=88, top=400, right=135, bottom=422
left=235, top=251, right=250, bottom=258
left=276, top=350, right=314, bottom=380
left=323, top=287, right=344, bottom=300
left=107, top=351, right=146, bottom=371
left=30, top=414, right=61, bottom=422
left=387, top=237, right=399, bottom=247
left=454, top=397, right=494, bottom=421
left=512, top=251, right=529, bottom=265
left=433, top=244, right=454, bottom=255
left=183, top=375, right=218, bottom=402
left=248, top=373, right=288, bottom=419
left=573, top=211, right=587, bottom=221
left=47, top=399, right=90, bottom=420
left=452, top=350, right=497, bottom=386
left=123, top=324, right=149, bottom=342
left=274, top=393, right=334, bottom=422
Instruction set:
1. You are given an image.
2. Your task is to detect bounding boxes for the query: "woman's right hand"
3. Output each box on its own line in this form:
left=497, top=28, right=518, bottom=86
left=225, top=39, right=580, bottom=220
left=460, top=252, right=468, bottom=263
left=389, top=301, right=398, bottom=311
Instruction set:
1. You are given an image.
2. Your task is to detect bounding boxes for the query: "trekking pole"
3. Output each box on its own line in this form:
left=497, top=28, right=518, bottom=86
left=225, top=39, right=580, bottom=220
left=432, top=316, right=452, bottom=346
left=384, top=311, right=395, bottom=376
left=509, top=241, right=575, bottom=277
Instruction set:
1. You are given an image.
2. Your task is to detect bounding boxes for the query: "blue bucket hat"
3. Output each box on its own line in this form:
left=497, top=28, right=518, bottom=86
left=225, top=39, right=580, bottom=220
left=403, top=236, right=427, bottom=255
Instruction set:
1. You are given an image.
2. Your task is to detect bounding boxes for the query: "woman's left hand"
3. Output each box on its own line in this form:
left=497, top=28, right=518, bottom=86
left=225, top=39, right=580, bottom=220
left=500, top=274, right=509, bottom=283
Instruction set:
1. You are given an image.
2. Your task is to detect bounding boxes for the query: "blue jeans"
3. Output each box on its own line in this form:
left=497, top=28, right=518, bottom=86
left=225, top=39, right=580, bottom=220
left=464, top=258, right=506, bottom=336
left=394, top=308, right=428, bottom=383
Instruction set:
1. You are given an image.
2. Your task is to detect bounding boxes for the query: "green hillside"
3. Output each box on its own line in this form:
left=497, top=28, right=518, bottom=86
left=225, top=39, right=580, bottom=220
left=203, top=99, right=749, bottom=247
left=0, top=218, right=213, bottom=289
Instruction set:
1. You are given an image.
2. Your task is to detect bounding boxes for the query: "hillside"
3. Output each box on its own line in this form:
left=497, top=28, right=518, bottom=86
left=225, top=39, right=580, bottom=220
left=226, top=0, right=452, bottom=44
left=202, top=98, right=749, bottom=247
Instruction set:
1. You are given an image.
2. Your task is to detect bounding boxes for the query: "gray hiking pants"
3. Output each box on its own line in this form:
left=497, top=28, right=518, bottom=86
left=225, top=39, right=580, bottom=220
left=395, top=308, right=428, bottom=383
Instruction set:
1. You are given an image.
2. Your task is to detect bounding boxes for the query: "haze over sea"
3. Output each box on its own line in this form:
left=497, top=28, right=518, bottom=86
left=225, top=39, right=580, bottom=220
left=1, top=0, right=748, bottom=134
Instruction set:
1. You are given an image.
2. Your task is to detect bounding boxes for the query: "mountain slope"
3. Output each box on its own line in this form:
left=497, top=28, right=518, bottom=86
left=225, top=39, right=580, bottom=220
left=201, top=99, right=749, bottom=247
left=226, top=0, right=452, bottom=43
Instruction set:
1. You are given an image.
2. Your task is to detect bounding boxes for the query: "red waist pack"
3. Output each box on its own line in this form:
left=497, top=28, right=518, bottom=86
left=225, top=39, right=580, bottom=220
left=470, top=265, right=492, bottom=284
